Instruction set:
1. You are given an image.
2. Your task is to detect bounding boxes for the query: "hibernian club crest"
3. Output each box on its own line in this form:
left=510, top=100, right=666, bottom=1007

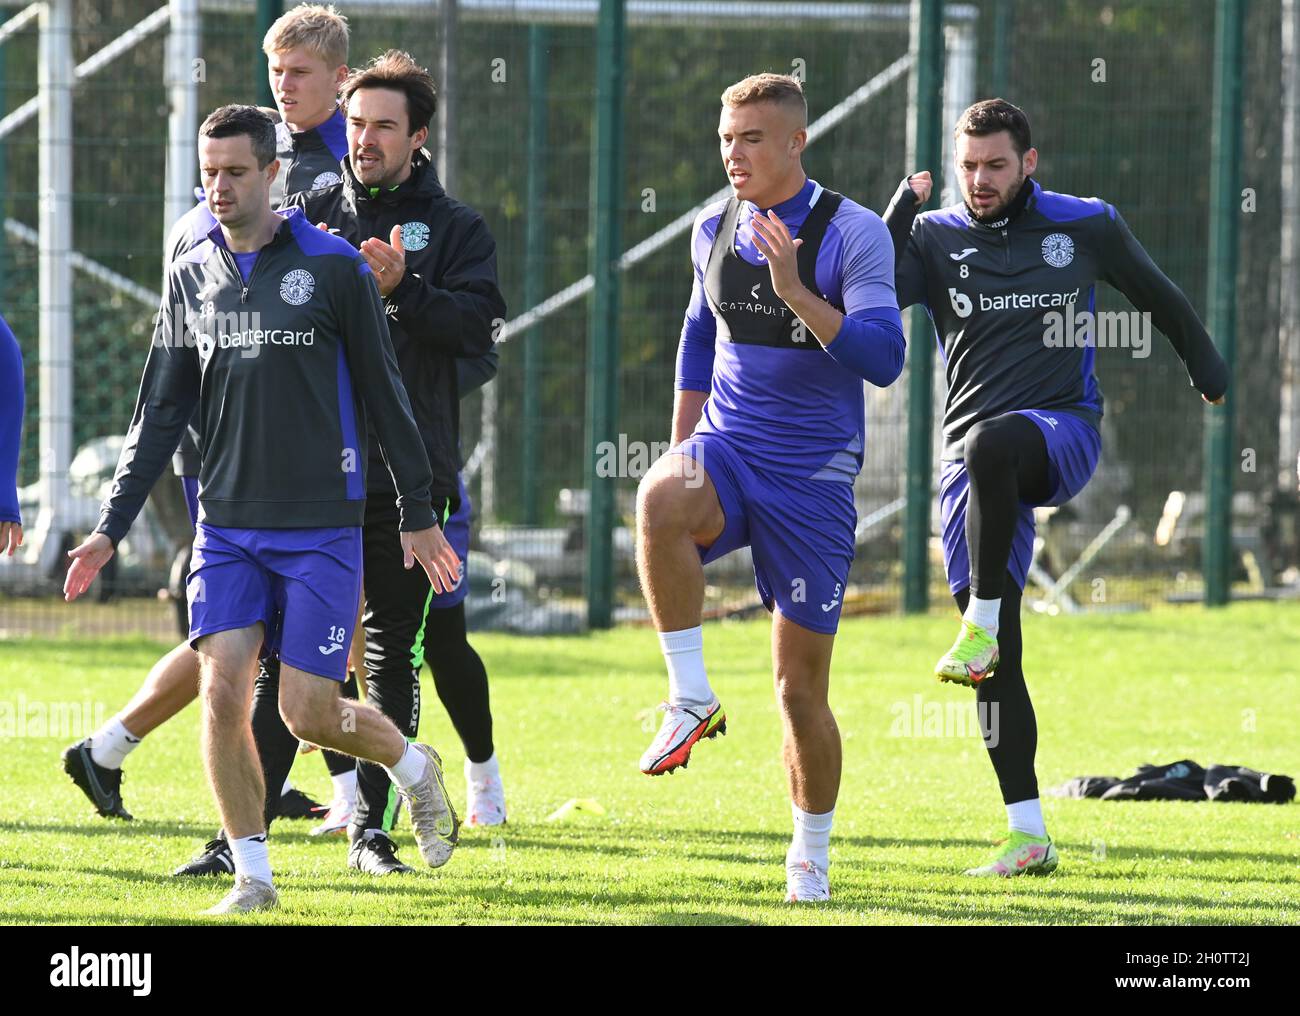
left=280, top=269, right=315, bottom=306
left=1041, top=232, right=1075, bottom=268
left=401, top=221, right=431, bottom=252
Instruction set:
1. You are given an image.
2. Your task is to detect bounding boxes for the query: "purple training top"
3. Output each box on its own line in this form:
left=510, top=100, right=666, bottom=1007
left=676, top=178, right=899, bottom=483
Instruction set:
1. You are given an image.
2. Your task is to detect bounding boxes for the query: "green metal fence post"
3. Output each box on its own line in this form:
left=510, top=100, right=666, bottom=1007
left=584, top=0, right=625, bottom=628
left=903, top=0, right=944, bottom=614
left=522, top=25, right=549, bottom=526
left=1202, top=0, right=1244, bottom=607
left=990, top=0, right=1011, bottom=97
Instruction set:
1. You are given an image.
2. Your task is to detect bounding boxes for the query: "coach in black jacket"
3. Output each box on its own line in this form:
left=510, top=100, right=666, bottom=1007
left=286, top=144, right=501, bottom=522
left=285, top=50, right=511, bottom=872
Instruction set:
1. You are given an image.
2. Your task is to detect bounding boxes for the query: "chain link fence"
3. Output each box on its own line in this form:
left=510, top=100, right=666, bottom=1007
left=0, top=0, right=1292, bottom=641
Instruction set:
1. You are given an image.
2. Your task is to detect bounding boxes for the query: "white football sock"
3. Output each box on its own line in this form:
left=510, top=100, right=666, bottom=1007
left=385, top=742, right=427, bottom=790
left=964, top=595, right=1001, bottom=637
left=230, top=833, right=273, bottom=886
left=789, top=804, right=835, bottom=870
left=466, top=752, right=500, bottom=784
left=1007, top=798, right=1046, bottom=838
left=658, top=626, right=714, bottom=706
left=88, top=717, right=142, bottom=769
left=331, top=767, right=357, bottom=805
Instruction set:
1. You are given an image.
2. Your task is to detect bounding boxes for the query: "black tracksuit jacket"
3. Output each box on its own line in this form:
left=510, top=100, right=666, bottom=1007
left=285, top=149, right=506, bottom=516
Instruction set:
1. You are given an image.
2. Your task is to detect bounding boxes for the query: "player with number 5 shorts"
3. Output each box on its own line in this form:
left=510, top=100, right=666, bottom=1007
left=635, top=74, right=905, bottom=903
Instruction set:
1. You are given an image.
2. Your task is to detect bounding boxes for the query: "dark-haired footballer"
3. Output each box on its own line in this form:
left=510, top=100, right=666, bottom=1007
left=64, top=104, right=463, bottom=915
left=883, top=98, right=1227, bottom=876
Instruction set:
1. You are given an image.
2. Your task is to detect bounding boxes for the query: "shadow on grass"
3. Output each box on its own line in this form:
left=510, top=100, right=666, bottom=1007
left=12, top=820, right=1297, bottom=870
left=0, top=819, right=217, bottom=840
left=0, top=820, right=396, bottom=847
left=876, top=887, right=1297, bottom=926
left=6, top=823, right=1294, bottom=926
left=0, top=912, right=225, bottom=927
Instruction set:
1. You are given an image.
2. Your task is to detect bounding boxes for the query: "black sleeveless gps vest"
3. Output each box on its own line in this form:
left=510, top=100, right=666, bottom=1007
left=703, top=188, right=844, bottom=349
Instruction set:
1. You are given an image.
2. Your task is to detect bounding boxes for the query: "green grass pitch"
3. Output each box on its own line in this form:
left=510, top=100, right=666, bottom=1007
left=1, top=602, right=1296, bottom=925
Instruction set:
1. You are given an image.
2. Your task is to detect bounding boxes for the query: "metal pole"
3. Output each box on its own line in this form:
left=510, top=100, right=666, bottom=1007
left=584, top=0, right=624, bottom=628
left=479, top=373, right=497, bottom=520
left=1202, top=0, right=1243, bottom=607
left=164, top=0, right=200, bottom=255
left=437, top=0, right=459, bottom=195
left=942, top=20, right=975, bottom=205
left=522, top=24, right=549, bottom=525
left=1281, top=0, right=1300, bottom=492
left=33, top=0, right=74, bottom=573
left=989, top=0, right=1010, bottom=97
left=902, top=0, right=944, bottom=613
left=255, top=0, right=281, bottom=108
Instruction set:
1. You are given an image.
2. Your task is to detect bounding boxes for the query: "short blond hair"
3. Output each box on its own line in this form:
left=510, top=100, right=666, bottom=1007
left=262, top=3, right=349, bottom=67
left=721, top=73, right=807, bottom=124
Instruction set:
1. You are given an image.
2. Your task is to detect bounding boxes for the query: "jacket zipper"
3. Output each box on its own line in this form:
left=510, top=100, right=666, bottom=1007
left=222, top=246, right=267, bottom=304
left=1002, top=228, right=1010, bottom=268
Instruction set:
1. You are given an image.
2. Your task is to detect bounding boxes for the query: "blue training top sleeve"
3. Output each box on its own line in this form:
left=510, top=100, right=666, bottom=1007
left=821, top=203, right=905, bottom=387
left=0, top=313, right=23, bottom=524
left=837, top=205, right=899, bottom=315
left=675, top=206, right=720, bottom=393
left=824, top=306, right=906, bottom=387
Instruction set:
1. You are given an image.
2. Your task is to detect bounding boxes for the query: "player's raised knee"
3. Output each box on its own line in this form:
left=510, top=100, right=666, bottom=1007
left=964, top=418, right=1015, bottom=474
left=638, top=454, right=717, bottom=537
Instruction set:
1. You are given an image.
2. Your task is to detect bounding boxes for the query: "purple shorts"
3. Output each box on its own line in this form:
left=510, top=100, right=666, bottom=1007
left=940, top=409, right=1102, bottom=595
left=675, top=432, right=856, bottom=635
left=186, top=523, right=362, bottom=681
left=181, top=476, right=200, bottom=529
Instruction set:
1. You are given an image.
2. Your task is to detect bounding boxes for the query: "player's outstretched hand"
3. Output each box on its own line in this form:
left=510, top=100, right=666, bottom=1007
left=64, top=532, right=114, bottom=602
left=908, top=170, right=933, bottom=204
left=1, top=521, right=21, bottom=557
left=400, top=525, right=461, bottom=594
